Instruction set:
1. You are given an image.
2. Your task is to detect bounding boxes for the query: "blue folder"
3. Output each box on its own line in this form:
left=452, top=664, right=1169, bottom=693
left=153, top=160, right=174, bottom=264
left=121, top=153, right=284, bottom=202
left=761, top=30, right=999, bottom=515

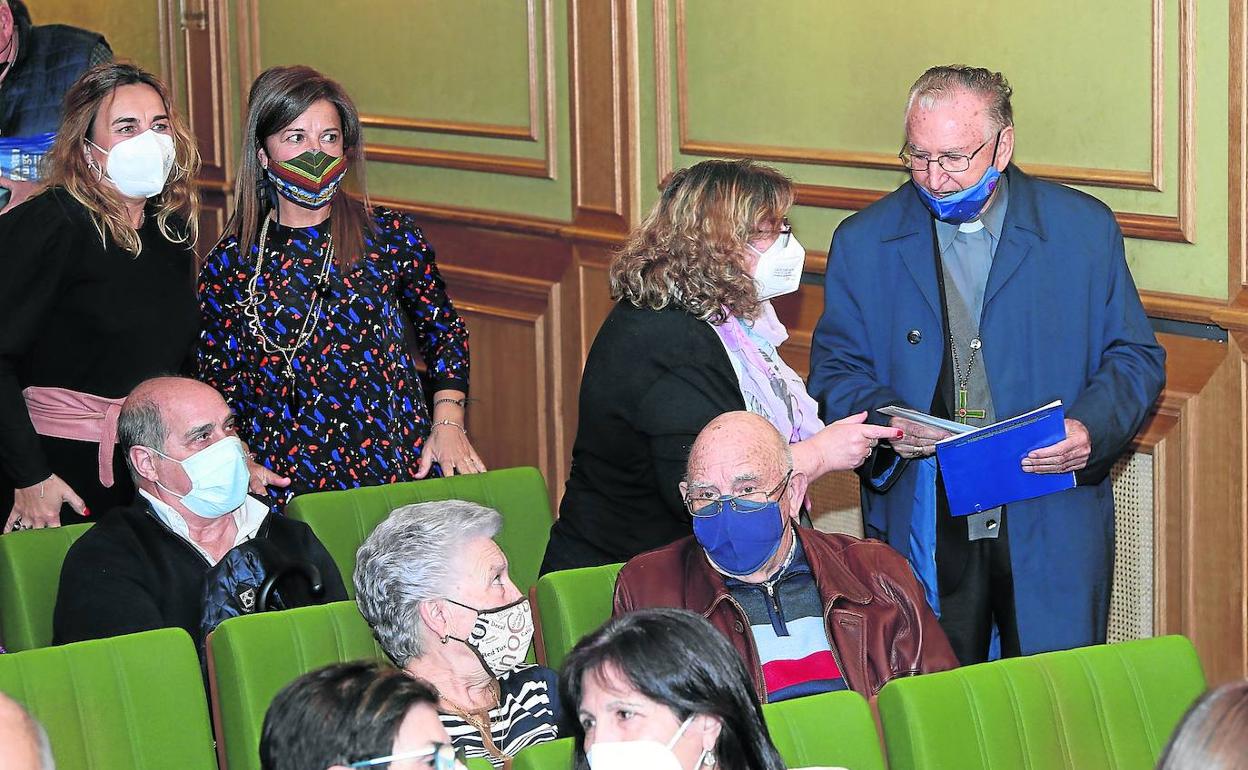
left=935, top=400, right=1075, bottom=516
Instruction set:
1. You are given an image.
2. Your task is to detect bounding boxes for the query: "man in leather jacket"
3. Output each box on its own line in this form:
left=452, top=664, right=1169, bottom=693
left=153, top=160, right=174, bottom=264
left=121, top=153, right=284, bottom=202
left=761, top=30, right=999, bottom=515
left=614, top=412, right=957, bottom=702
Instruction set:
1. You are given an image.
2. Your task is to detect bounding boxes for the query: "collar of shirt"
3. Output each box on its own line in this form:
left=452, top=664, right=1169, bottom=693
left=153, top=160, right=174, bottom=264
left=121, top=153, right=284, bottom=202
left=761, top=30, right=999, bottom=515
left=935, top=172, right=1011, bottom=255
left=138, top=488, right=269, bottom=564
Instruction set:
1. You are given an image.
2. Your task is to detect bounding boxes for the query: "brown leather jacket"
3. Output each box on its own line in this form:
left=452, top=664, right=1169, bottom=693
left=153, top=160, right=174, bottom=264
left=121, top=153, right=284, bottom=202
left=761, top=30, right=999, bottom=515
left=613, top=527, right=958, bottom=701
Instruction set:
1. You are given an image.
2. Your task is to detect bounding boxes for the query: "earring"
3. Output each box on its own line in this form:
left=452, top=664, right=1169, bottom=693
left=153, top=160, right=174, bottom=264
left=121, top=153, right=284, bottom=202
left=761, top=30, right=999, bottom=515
left=440, top=634, right=449, bottom=645
left=697, top=750, right=716, bottom=767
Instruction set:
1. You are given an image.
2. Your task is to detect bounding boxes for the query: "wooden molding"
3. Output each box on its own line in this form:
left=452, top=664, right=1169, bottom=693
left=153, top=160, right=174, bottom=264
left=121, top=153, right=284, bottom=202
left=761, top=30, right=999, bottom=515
left=238, top=0, right=557, bottom=180
left=180, top=0, right=234, bottom=187
left=570, top=0, right=641, bottom=232
left=657, top=0, right=1195, bottom=244
left=357, top=0, right=541, bottom=143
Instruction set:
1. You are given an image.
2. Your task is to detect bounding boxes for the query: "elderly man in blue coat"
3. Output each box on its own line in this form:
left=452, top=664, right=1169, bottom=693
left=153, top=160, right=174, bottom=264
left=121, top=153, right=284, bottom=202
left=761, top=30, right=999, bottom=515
left=808, top=65, right=1165, bottom=665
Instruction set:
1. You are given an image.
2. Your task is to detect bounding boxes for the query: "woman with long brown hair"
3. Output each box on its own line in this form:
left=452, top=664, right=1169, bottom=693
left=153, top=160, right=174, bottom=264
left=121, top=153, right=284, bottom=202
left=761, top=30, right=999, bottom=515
left=197, top=65, right=481, bottom=511
left=0, top=62, right=201, bottom=532
left=542, top=159, right=899, bottom=573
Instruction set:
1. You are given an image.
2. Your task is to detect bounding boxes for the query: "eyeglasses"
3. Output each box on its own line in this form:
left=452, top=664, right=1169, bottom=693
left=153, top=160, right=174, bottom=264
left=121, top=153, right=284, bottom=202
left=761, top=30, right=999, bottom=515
left=347, top=742, right=467, bottom=769
left=751, top=217, right=793, bottom=249
left=898, top=131, right=1001, bottom=173
left=684, top=469, right=793, bottom=518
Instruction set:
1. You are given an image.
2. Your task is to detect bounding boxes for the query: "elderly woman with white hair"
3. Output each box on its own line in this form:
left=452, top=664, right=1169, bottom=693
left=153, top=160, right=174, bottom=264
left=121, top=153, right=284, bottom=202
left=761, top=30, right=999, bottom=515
left=354, top=500, right=566, bottom=767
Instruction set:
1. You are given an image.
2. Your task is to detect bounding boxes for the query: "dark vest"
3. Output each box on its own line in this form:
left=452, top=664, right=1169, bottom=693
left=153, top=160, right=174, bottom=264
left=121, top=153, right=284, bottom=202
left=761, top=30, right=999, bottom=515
left=1, top=16, right=107, bottom=136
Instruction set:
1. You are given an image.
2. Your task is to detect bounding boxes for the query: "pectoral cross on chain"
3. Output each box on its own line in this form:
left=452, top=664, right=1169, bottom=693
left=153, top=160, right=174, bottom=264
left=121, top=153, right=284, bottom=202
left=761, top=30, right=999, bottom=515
left=950, top=335, right=985, bottom=424
left=956, top=388, right=987, bottom=423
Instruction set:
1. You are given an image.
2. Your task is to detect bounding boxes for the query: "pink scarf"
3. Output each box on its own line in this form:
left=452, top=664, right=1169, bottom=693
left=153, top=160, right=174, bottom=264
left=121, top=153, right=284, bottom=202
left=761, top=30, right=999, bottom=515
left=22, top=386, right=125, bottom=487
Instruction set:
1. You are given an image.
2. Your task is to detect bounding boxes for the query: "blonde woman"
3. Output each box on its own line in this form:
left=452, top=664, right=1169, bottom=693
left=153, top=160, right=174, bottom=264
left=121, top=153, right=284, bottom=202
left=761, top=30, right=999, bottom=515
left=0, top=62, right=200, bottom=532
left=542, top=159, right=900, bottom=573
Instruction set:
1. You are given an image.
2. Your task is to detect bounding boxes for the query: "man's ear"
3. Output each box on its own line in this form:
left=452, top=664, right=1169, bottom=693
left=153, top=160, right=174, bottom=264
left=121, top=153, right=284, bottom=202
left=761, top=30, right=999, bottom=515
left=994, top=125, right=1015, bottom=171
left=129, top=446, right=161, bottom=484
left=785, top=471, right=810, bottom=523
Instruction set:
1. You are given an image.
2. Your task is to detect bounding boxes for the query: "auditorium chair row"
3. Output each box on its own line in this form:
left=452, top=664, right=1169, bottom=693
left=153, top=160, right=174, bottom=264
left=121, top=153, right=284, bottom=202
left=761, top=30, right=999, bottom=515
left=0, top=616, right=1206, bottom=770
left=0, top=467, right=1210, bottom=769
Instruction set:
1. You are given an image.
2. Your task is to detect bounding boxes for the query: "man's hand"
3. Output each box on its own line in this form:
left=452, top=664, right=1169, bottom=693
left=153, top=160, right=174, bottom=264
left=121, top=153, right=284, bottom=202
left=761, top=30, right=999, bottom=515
left=888, top=416, right=954, bottom=459
left=247, top=458, right=291, bottom=495
left=0, top=178, right=39, bottom=214
left=4, top=474, right=84, bottom=533
left=1022, top=418, right=1091, bottom=474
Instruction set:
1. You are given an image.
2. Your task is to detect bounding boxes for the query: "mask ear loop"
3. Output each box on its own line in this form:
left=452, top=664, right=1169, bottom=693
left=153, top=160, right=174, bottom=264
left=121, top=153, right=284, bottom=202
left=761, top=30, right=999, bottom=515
left=83, top=141, right=105, bottom=181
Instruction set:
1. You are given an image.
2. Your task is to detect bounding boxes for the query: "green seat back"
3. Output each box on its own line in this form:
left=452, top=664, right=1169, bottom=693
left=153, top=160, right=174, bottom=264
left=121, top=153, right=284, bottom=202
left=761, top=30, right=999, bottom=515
left=512, top=737, right=576, bottom=770
left=286, top=466, right=553, bottom=600
left=877, top=635, right=1206, bottom=770
left=534, top=563, right=623, bottom=669
left=0, top=628, right=217, bottom=770
left=0, top=523, right=91, bottom=651
left=763, top=690, right=885, bottom=770
left=207, top=601, right=386, bottom=770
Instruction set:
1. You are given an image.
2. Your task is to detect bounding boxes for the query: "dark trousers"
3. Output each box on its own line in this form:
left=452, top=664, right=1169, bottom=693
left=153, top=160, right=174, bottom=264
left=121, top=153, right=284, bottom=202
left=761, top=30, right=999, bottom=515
left=936, top=503, right=1023, bottom=666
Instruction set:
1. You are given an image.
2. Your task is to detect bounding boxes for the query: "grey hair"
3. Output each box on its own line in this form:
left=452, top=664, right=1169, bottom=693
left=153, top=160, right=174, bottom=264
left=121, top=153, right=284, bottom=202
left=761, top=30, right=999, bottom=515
left=354, top=500, right=503, bottom=666
left=905, top=65, right=1014, bottom=140
left=116, top=394, right=169, bottom=481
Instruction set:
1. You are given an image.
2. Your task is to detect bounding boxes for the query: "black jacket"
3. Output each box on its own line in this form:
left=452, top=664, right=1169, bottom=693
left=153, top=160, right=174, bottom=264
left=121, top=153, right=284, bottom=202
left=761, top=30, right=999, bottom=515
left=544, top=302, right=744, bottom=572
left=53, top=496, right=348, bottom=649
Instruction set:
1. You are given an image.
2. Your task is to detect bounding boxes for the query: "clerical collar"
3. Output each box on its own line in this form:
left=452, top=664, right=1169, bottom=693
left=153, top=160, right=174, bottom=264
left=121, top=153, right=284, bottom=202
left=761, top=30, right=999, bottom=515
left=935, top=173, right=1010, bottom=255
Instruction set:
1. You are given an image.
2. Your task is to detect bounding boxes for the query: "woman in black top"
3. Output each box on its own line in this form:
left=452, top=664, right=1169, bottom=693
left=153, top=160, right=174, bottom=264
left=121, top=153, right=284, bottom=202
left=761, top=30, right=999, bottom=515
left=0, top=63, right=200, bottom=532
left=542, top=160, right=898, bottom=573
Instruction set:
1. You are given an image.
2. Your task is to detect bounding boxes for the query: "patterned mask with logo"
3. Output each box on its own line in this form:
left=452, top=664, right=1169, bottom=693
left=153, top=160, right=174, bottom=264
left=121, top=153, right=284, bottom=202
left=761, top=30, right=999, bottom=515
left=445, top=596, right=535, bottom=676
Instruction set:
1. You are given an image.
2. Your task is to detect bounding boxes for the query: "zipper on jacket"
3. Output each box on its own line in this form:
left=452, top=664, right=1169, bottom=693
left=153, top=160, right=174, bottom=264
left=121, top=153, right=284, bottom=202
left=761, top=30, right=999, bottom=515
left=822, top=601, right=851, bottom=692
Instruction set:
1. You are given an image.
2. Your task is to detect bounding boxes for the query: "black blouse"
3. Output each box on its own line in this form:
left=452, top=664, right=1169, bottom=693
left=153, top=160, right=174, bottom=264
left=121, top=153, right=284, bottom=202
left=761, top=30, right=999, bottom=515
left=0, top=188, right=198, bottom=519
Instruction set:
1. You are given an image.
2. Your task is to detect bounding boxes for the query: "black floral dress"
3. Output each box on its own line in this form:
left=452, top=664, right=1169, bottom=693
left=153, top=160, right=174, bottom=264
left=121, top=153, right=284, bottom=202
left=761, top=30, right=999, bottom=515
left=196, top=208, right=469, bottom=509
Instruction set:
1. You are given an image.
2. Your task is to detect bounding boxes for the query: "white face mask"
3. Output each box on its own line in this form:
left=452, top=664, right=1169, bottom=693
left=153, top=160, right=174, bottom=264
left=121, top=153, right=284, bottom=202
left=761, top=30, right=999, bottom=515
left=750, top=232, right=806, bottom=300
left=445, top=596, right=535, bottom=677
left=148, top=436, right=250, bottom=519
left=89, top=129, right=175, bottom=198
left=586, top=714, right=696, bottom=770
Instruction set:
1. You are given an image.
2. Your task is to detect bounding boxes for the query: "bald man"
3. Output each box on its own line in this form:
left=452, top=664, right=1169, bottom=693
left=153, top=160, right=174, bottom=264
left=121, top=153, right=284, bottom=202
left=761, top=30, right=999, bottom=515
left=0, top=692, right=54, bottom=770
left=52, top=376, right=346, bottom=649
left=614, top=412, right=956, bottom=702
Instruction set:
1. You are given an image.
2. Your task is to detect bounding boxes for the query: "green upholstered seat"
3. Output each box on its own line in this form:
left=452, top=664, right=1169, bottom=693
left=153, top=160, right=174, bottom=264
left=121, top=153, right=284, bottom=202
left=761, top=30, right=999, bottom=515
left=877, top=634, right=1206, bottom=770
left=533, top=562, right=623, bottom=669
left=286, top=466, right=553, bottom=600
left=0, top=627, right=217, bottom=770
left=0, top=522, right=91, bottom=651
left=512, top=737, right=575, bottom=770
left=762, top=689, right=885, bottom=770
left=207, top=600, right=386, bottom=770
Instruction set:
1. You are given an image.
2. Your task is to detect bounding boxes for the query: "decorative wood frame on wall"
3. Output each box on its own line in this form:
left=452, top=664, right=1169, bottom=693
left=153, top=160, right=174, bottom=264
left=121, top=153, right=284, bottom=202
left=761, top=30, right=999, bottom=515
left=655, top=0, right=1195, bottom=244
left=233, top=0, right=558, bottom=179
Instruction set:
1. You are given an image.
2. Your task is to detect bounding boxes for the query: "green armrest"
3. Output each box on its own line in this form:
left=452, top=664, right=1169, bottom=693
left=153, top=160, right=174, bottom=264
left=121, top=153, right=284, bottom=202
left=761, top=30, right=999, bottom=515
left=512, top=737, right=576, bottom=770
left=877, top=634, right=1206, bottom=770
left=0, top=523, right=91, bottom=651
left=207, top=600, right=387, bottom=770
left=286, top=466, right=553, bottom=600
left=534, top=563, right=624, bottom=669
left=763, top=690, right=885, bottom=770
left=0, top=627, right=217, bottom=770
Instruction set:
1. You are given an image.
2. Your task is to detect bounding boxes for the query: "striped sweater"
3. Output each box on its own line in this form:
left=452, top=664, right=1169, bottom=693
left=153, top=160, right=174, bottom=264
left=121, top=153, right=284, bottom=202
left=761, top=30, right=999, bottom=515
left=726, top=541, right=848, bottom=702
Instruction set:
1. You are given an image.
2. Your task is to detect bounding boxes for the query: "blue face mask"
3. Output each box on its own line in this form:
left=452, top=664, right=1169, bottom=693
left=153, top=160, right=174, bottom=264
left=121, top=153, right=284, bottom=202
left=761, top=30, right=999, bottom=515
left=692, top=498, right=787, bottom=577
left=914, top=163, right=1001, bottom=224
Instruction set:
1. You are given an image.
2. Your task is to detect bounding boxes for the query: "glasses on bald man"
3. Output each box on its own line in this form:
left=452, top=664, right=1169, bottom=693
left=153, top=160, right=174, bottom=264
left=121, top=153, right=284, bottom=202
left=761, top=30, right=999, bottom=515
left=899, top=130, right=1001, bottom=173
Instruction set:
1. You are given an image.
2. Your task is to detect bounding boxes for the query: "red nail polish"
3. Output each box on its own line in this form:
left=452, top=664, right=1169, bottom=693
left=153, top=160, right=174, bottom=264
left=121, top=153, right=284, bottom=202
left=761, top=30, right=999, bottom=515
left=82, top=507, right=92, bottom=518
left=893, top=430, right=905, bottom=439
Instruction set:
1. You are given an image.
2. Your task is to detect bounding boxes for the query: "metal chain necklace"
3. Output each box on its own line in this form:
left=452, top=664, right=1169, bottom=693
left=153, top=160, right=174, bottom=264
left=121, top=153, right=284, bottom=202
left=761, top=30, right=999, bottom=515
left=949, top=333, right=986, bottom=423
left=243, top=215, right=334, bottom=381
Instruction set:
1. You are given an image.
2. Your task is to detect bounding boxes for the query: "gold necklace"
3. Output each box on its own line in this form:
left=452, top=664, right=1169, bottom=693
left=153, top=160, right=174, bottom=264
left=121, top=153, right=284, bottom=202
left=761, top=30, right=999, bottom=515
left=243, top=215, right=334, bottom=381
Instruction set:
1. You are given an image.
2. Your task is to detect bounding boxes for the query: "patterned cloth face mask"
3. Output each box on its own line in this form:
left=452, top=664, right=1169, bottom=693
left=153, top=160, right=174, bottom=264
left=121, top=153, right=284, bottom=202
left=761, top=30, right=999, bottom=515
left=444, top=596, right=535, bottom=677
left=265, top=149, right=347, bottom=210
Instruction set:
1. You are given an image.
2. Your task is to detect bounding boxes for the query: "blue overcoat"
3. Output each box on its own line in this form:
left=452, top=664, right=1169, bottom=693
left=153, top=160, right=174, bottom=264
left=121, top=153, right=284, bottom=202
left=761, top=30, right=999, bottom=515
left=807, top=166, right=1166, bottom=654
